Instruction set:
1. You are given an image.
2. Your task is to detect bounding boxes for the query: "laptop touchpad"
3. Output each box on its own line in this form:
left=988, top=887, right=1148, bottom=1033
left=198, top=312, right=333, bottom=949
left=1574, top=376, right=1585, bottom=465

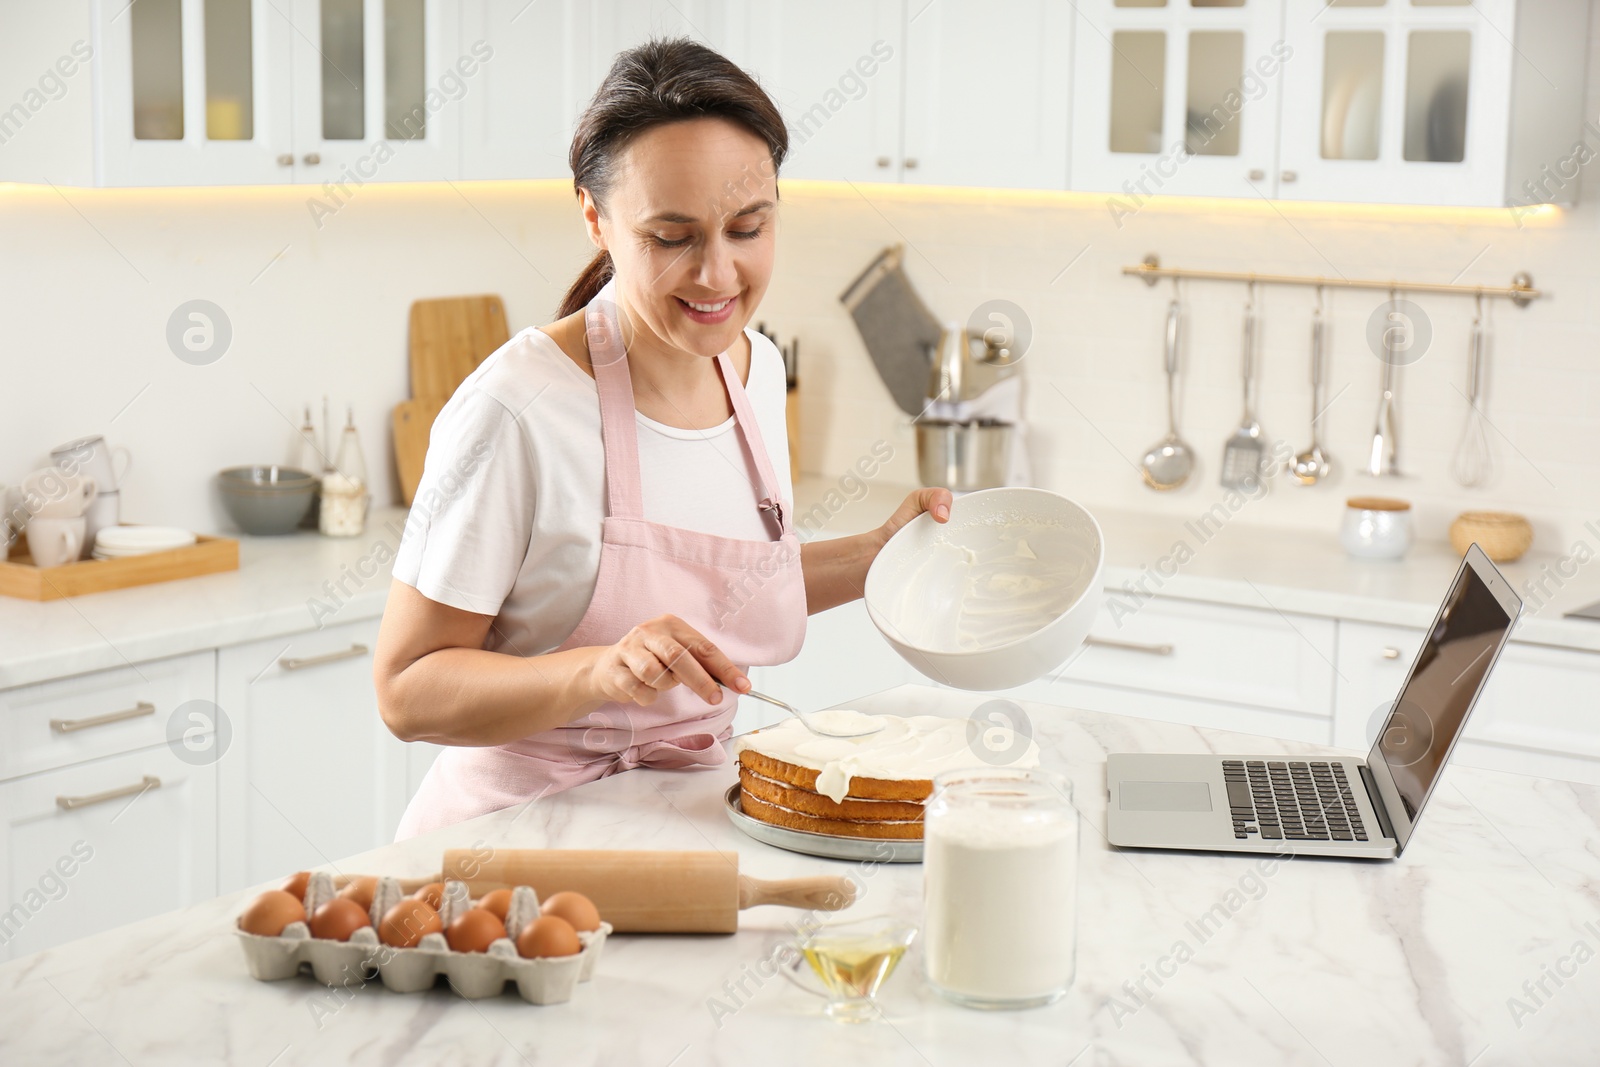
left=1120, top=781, right=1213, bottom=812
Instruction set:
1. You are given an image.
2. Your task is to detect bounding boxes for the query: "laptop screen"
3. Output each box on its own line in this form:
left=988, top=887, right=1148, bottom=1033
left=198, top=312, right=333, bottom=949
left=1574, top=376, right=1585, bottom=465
left=1366, top=547, right=1520, bottom=852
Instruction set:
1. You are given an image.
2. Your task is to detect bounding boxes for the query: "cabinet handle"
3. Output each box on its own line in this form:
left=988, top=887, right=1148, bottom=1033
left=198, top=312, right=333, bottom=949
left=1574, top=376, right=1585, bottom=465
left=1381, top=646, right=1402, bottom=660
left=1281, top=169, right=1298, bottom=183
left=280, top=644, right=369, bottom=671
left=303, top=152, right=322, bottom=165
left=56, top=775, right=161, bottom=811
left=51, top=700, right=155, bottom=734
left=1247, top=168, right=1265, bottom=181
left=1085, top=636, right=1174, bottom=656
left=875, top=156, right=891, bottom=168
left=904, top=157, right=918, bottom=169
left=276, top=153, right=294, bottom=167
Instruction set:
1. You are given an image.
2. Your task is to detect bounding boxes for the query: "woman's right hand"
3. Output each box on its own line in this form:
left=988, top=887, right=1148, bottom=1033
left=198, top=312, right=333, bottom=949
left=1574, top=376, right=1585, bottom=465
left=588, top=615, right=750, bottom=707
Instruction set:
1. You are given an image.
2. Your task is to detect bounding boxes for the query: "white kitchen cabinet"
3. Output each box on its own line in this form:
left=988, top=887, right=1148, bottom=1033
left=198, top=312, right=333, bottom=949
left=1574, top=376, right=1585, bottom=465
left=287, top=0, right=463, bottom=184
left=1, top=651, right=216, bottom=782
left=0, top=742, right=217, bottom=962
left=95, top=0, right=294, bottom=185
left=458, top=1, right=613, bottom=180
left=215, top=617, right=411, bottom=893
left=901, top=0, right=1071, bottom=190
left=1335, top=620, right=1600, bottom=785
left=94, top=0, right=461, bottom=187
left=1071, top=0, right=1590, bottom=207
left=990, top=593, right=1337, bottom=744
left=738, top=0, right=905, bottom=183
left=1070, top=0, right=1287, bottom=200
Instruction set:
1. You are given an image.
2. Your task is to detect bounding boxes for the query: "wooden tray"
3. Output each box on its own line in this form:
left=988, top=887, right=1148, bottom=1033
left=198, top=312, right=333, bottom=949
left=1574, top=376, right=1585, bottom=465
left=0, top=528, right=239, bottom=601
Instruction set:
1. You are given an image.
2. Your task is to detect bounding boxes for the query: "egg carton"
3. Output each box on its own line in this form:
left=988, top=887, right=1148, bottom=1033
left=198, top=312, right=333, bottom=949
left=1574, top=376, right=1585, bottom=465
left=235, top=873, right=611, bottom=1005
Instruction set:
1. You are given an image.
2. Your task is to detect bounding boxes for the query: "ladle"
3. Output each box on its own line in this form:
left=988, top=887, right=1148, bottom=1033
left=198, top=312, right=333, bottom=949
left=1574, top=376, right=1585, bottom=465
left=1141, top=294, right=1195, bottom=490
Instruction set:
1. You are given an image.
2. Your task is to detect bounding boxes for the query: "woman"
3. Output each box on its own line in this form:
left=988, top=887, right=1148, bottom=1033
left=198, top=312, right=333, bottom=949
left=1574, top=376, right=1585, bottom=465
left=376, top=38, right=951, bottom=839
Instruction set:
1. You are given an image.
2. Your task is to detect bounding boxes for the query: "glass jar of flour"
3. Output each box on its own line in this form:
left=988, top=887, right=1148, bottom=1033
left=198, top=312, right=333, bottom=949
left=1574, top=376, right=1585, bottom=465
left=923, top=767, right=1078, bottom=1008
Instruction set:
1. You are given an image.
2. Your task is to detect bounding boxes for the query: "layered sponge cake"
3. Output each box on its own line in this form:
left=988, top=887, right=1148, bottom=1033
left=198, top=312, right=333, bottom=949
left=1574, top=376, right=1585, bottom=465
left=731, top=711, right=1040, bottom=840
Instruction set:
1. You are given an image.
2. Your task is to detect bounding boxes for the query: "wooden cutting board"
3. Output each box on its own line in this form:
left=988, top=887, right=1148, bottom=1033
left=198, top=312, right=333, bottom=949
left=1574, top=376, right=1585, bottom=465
left=392, top=397, right=446, bottom=507
left=408, top=295, right=509, bottom=400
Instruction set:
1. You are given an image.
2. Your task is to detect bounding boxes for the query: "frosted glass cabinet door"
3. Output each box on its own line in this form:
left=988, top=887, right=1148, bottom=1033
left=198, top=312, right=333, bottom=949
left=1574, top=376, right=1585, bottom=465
left=288, top=0, right=461, bottom=185
left=96, top=0, right=295, bottom=185
left=1276, top=0, right=1514, bottom=206
left=902, top=0, right=1072, bottom=190
left=1070, top=0, right=1287, bottom=200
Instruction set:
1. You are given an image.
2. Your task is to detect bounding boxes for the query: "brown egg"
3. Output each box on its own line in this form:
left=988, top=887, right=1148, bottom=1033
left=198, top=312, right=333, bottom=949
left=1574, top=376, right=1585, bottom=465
left=413, top=882, right=445, bottom=910
left=280, top=871, right=310, bottom=901
left=310, top=897, right=372, bottom=942
left=239, top=889, right=306, bottom=937
left=516, top=915, right=581, bottom=959
left=540, top=890, right=601, bottom=933
left=477, top=888, right=513, bottom=921
left=378, top=897, right=443, bottom=949
left=446, top=908, right=506, bottom=954
left=337, top=875, right=378, bottom=911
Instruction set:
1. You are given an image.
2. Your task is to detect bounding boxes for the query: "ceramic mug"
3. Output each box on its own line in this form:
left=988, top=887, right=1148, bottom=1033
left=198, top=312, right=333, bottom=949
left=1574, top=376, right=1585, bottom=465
left=52, top=435, right=133, bottom=493
left=21, top=467, right=98, bottom=519
left=0, top=482, right=14, bottom=551
left=1341, top=497, right=1413, bottom=560
left=27, top=515, right=86, bottom=568
left=83, top=490, right=121, bottom=559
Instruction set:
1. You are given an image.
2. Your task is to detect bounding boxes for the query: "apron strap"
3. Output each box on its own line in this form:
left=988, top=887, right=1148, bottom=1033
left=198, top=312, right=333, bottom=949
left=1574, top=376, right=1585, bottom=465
left=715, top=351, right=790, bottom=537
left=585, top=283, right=790, bottom=535
left=586, top=284, right=647, bottom=520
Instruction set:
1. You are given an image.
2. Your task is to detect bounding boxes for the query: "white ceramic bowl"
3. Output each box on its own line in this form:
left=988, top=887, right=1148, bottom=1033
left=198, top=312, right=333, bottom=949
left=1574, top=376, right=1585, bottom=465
left=864, top=487, right=1105, bottom=691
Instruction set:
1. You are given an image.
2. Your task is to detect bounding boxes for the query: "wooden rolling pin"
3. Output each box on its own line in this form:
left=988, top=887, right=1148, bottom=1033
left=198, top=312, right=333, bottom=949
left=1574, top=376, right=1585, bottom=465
left=441, top=849, right=856, bottom=933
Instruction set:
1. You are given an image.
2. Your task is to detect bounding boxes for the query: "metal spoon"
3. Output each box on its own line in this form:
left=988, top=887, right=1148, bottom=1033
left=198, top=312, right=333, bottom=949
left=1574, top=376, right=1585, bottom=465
left=742, top=689, right=885, bottom=738
left=1141, top=297, right=1195, bottom=490
left=1291, top=294, right=1334, bottom=485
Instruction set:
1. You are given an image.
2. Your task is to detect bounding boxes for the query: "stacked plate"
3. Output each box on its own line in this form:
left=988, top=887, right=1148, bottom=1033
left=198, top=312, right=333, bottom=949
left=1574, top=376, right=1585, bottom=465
left=92, top=525, right=196, bottom=560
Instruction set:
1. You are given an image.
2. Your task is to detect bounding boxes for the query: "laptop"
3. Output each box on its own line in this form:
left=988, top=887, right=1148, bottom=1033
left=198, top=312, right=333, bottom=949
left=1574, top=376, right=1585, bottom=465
left=1106, top=544, right=1521, bottom=859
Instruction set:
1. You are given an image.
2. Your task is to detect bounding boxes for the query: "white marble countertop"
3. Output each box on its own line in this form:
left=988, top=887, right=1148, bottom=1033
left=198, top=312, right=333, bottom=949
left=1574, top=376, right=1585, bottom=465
left=794, top=475, right=1600, bottom=654
left=0, top=509, right=408, bottom=690
left=3, top=684, right=1595, bottom=1066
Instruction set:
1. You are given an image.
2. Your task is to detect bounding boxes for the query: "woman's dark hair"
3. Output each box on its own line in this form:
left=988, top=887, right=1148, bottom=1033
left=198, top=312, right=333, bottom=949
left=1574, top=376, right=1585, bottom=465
left=558, top=37, right=789, bottom=318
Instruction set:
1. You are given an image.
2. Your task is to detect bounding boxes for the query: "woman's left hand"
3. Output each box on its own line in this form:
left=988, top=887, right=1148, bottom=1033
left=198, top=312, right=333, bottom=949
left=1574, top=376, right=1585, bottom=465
left=877, top=487, right=954, bottom=547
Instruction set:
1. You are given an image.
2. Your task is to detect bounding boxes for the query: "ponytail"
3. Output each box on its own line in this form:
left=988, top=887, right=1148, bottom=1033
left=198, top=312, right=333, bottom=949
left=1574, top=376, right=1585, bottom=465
left=558, top=250, right=615, bottom=319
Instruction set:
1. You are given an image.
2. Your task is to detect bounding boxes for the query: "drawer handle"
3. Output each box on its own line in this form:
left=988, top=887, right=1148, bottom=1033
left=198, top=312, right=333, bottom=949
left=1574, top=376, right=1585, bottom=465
left=1381, top=646, right=1402, bottom=660
left=56, top=775, right=161, bottom=811
left=280, top=644, right=369, bottom=671
left=1085, top=636, right=1174, bottom=656
left=51, top=700, right=156, bottom=734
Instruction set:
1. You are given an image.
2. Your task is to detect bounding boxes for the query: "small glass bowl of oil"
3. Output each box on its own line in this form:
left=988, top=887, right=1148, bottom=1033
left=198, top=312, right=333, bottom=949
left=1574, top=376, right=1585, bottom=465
left=781, top=916, right=918, bottom=1023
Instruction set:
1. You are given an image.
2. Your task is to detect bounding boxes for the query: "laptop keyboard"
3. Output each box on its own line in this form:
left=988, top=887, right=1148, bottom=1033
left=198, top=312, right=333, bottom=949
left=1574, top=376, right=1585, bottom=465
left=1222, top=760, right=1368, bottom=842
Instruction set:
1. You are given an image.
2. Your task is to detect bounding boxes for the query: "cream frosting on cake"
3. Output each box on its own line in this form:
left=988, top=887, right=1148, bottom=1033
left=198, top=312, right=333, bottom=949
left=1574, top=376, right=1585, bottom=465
left=731, top=712, right=1041, bottom=803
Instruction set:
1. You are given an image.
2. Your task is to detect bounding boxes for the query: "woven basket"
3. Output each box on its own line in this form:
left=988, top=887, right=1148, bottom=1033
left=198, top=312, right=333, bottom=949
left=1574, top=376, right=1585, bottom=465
left=1449, top=511, right=1533, bottom=563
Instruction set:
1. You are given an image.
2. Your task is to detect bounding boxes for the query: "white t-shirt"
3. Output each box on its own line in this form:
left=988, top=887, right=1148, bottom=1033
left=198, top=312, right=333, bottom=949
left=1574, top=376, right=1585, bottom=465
left=391, top=324, right=793, bottom=658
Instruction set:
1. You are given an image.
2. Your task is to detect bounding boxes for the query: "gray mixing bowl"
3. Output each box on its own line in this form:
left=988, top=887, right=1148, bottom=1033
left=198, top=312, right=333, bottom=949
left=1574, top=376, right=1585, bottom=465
left=216, top=466, right=317, bottom=535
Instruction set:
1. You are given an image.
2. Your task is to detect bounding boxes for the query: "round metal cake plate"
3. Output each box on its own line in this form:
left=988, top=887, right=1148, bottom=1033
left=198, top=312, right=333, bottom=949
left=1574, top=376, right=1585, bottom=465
left=722, top=784, right=924, bottom=863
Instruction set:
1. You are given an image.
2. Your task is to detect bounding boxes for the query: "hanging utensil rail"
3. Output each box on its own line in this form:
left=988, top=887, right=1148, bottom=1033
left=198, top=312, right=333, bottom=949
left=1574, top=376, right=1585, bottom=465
left=1124, top=254, right=1541, bottom=306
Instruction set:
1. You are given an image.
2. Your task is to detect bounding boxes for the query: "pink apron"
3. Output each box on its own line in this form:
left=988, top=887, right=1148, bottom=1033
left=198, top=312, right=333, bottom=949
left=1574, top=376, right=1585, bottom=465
left=395, top=281, right=807, bottom=839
